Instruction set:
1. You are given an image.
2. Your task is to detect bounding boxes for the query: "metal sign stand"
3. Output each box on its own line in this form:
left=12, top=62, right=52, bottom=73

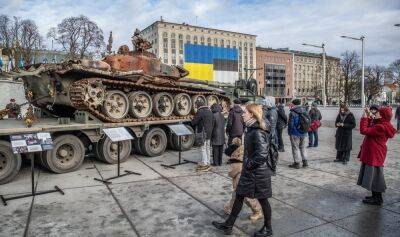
left=94, top=127, right=141, bottom=184
left=161, top=124, right=196, bottom=169
left=1, top=133, right=64, bottom=206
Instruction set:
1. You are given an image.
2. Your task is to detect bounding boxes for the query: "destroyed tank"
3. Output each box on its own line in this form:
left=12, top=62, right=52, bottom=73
left=16, top=32, right=230, bottom=122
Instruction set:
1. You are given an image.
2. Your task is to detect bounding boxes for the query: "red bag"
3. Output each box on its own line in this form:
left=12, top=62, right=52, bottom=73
left=308, top=120, right=321, bottom=132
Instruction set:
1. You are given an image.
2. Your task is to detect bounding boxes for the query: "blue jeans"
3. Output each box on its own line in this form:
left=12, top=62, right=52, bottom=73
left=308, top=130, right=318, bottom=147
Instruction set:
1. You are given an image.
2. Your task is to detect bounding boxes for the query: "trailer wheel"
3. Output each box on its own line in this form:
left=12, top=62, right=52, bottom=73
left=43, top=135, right=85, bottom=173
left=96, top=136, right=132, bottom=164
left=140, top=127, right=167, bottom=157
left=170, top=125, right=195, bottom=151
left=132, top=138, right=143, bottom=155
left=0, top=141, right=22, bottom=184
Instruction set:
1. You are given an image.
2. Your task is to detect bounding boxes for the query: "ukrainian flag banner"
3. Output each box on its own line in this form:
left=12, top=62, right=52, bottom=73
left=184, top=44, right=238, bottom=83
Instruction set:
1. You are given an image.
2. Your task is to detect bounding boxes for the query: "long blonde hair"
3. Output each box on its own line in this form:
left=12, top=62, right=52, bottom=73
left=245, top=103, right=267, bottom=131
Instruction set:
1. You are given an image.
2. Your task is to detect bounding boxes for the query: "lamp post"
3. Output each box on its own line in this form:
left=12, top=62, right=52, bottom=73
left=395, top=24, right=400, bottom=27
left=302, top=43, right=326, bottom=107
left=341, top=35, right=365, bottom=107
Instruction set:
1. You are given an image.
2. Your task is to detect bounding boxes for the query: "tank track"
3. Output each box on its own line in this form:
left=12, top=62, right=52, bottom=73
left=69, top=77, right=230, bottom=123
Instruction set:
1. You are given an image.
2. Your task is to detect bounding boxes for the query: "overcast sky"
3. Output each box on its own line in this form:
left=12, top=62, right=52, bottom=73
left=1, top=0, right=399, bottom=65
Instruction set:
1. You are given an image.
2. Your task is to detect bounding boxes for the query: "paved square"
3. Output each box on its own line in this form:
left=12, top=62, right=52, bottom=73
left=1, top=127, right=399, bottom=237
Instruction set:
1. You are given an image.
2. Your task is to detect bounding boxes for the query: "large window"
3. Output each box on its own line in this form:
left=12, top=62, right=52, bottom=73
left=264, top=64, right=286, bottom=97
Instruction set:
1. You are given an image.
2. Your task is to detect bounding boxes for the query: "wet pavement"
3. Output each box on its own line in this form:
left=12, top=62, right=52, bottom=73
left=0, top=126, right=399, bottom=237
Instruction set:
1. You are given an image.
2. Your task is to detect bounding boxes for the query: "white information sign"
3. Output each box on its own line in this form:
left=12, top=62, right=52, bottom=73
left=168, top=124, right=193, bottom=136
left=103, top=127, right=133, bottom=142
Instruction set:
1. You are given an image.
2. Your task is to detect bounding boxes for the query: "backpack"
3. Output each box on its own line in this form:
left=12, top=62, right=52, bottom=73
left=295, top=111, right=311, bottom=134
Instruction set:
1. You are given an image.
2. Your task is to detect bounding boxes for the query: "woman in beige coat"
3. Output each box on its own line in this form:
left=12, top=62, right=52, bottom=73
left=224, top=137, right=262, bottom=221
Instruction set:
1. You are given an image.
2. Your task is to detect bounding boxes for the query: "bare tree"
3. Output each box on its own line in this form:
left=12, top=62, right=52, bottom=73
left=365, top=65, right=384, bottom=103
left=340, top=51, right=361, bottom=103
left=48, top=15, right=104, bottom=59
left=0, top=15, right=43, bottom=68
left=388, top=59, right=400, bottom=84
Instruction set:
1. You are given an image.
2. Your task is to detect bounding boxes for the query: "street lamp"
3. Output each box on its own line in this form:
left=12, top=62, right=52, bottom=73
left=302, top=43, right=326, bottom=107
left=341, top=35, right=365, bottom=108
left=395, top=24, right=400, bottom=27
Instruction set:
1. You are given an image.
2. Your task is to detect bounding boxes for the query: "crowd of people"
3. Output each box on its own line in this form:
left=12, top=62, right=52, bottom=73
left=190, top=98, right=398, bottom=236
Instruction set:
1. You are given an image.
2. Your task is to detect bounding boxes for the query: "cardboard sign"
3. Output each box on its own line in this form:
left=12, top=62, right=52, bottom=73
left=168, top=124, right=193, bottom=136
left=10, top=132, right=53, bottom=154
left=103, top=127, right=133, bottom=142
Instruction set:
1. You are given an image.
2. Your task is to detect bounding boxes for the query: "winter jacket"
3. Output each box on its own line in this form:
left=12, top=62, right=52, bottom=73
left=263, top=105, right=278, bottom=138
left=191, top=106, right=214, bottom=140
left=359, top=108, right=396, bottom=167
left=309, top=108, right=322, bottom=122
left=226, top=105, right=244, bottom=138
left=335, top=112, right=356, bottom=151
left=396, top=107, right=400, bottom=120
left=211, top=104, right=226, bottom=146
left=276, top=105, right=288, bottom=130
left=236, top=121, right=272, bottom=199
left=288, top=106, right=307, bottom=137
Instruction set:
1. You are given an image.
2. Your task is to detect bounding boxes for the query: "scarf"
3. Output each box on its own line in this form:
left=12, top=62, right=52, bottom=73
left=339, top=111, right=350, bottom=122
left=245, top=118, right=257, bottom=127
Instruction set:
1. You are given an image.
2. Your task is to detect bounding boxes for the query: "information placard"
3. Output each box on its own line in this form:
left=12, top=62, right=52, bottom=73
left=167, top=124, right=193, bottom=136
left=10, top=132, right=53, bottom=154
left=103, top=127, right=133, bottom=142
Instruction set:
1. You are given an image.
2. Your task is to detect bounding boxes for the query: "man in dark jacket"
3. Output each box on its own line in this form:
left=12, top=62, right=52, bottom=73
left=226, top=99, right=244, bottom=144
left=262, top=99, right=278, bottom=146
left=192, top=100, right=214, bottom=171
left=288, top=99, right=308, bottom=169
left=395, top=104, right=400, bottom=132
left=276, top=103, right=288, bottom=152
left=308, top=103, right=322, bottom=147
left=211, top=104, right=225, bottom=166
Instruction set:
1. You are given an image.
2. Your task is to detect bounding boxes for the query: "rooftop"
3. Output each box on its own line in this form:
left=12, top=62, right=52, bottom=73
left=142, top=20, right=257, bottom=38
left=257, top=46, right=340, bottom=61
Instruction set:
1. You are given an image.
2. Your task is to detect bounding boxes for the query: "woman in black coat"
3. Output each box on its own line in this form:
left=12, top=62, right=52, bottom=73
left=211, top=104, right=225, bottom=166
left=334, top=104, right=356, bottom=164
left=212, top=104, right=273, bottom=237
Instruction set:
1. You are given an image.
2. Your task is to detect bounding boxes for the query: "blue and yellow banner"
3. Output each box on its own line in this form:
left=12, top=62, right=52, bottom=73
left=184, top=44, right=238, bottom=83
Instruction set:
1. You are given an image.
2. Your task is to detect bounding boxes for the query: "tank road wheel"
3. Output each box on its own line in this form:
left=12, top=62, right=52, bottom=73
left=0, top=141, right=22, bottom=184
left=191, top=95, right=207, bottom=114
left=96, top=136, right=132, bottom=164
left=153, top=92, right=174, bottom=117
left=173, top=93, right=192, bottom=116
left=171, top=125, right=195, bottom=151
left=128, top=91, right=153, bottom=119
left=221, top=98, right=230, bottom=114
left=206, top=95, right=219, bottom=106
left=43, top=135, right=85, bottom=173
left=140, top=127, right=167, bottom=157
left=102, top=90, right=129, bottom=119
left=84, top=80, right=106, bottom=109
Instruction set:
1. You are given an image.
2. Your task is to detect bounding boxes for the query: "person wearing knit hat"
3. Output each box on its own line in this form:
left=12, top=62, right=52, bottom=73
left=357, top=106, right=397, bottom=206
left=287, top=98, right=309, bottom=169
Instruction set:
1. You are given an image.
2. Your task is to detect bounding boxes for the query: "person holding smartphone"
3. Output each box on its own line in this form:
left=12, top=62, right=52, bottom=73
left=357, top=106, right=396, bottom=205
left=334, top=104, right=356, bottom=164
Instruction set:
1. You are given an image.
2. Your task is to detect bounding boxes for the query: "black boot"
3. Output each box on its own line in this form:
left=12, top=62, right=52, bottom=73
left=362, top=192, right=383, bottom=206
left=302, top=160, right=308, bottom=168
left=254, top=225, right=273, bottom=237
left=288, top=162, right=300, bottom=169
left=211, top=221, right=233, bottom=235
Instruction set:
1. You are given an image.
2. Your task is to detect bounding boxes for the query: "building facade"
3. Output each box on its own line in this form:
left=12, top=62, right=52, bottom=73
left=255, top=47, right=342, bottom=104
left=256, top=47, right=294, bottom=99
left=293, top=51, right=342, bottom=104
left=140, top=21, right=256, bottom=83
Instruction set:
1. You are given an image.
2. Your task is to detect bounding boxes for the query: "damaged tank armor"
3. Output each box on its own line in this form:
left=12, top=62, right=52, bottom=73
left=13, top=29, right=230, bottom=122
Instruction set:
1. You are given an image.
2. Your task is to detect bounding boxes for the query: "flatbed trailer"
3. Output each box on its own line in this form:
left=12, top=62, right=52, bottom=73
left=0, top=113, right=195, bottom=184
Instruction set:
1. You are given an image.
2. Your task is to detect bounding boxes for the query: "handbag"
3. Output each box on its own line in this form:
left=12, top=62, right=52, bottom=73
left=194, top=127, right=205, bottom=147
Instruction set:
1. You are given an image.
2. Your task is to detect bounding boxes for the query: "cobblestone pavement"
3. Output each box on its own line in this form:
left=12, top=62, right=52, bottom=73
left=0, top=126, right=399, bottom=237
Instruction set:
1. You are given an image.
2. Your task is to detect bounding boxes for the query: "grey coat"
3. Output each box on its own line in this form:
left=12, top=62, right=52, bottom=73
left=211, top=104, right=226, bottom=146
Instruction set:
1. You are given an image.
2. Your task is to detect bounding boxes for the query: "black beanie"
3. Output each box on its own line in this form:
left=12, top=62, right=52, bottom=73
left=292, top=99, right=301, bottom=106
